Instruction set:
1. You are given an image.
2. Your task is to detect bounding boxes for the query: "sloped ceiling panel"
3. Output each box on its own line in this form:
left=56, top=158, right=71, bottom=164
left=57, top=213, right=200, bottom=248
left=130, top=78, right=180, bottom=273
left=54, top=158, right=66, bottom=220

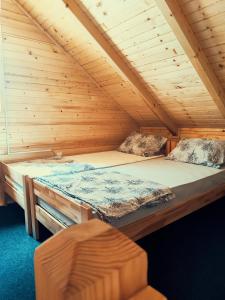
left=80, top=0, right=225, bottom=127
left=15, top=0, right=225, bottom=128
left=181, top=0, right=225, bottom=90
left=17, top=0, right=164, bottom=127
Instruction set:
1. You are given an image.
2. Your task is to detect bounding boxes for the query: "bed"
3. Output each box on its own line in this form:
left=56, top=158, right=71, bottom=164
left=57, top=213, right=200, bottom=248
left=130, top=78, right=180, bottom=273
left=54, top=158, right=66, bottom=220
left=0, top=149, right=164, bottom=235
left=0, top=150, right=55, bottom=234
left=28, top=154, right=225, bottom=241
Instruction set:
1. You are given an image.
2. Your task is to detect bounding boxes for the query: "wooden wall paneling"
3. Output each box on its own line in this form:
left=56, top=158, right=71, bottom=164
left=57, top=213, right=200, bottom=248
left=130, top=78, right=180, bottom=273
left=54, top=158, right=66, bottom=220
left=140, top=126, right=172, bottom=138
left=0, top=1, right=8, bottom=155
left=0, top=3, right=3, bottom=113
left=141, top=127, right=225, bottom=141
left=14, top=0, right=151, bottom=128
left=179, top=128, right=225, bottom=140
left=16, top=0, right=165, bottom=127
left=0, top=0, right=137, bottom=155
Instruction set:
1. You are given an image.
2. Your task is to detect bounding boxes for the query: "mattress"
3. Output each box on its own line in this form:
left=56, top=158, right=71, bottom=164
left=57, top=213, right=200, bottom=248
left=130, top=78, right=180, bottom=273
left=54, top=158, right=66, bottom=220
left=107, top=157, right=223, bottom=187
left=9, top=151, right=161, bottom=178
left=37, top=158, right=225, bottom=228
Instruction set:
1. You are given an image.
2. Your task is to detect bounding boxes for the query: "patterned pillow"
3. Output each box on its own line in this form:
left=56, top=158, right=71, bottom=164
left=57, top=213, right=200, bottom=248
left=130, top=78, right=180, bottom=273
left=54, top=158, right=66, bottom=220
left=118, top=132, right=167, bottom=156
left=118, top=132, right=142, bottom=154
left=167, top=138, right=225, bottom=168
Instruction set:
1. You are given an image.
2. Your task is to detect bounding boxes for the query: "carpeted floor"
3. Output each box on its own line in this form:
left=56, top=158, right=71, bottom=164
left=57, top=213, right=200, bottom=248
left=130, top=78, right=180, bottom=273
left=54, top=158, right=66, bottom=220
left=1, top=198, right=225, bottom=300
left=0, top=204, right=39, bottom=300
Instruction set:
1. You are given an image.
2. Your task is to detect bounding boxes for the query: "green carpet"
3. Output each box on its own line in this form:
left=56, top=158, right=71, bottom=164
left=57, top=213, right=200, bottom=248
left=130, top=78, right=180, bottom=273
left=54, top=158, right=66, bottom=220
left=1, top=198, right=225, bottom=300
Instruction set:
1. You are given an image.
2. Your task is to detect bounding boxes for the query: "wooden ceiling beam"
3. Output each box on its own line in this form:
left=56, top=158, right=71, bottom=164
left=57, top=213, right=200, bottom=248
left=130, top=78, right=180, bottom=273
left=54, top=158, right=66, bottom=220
left=63, top=0, right=178, bottom=135
left=155, top=0, right=225, bottom=118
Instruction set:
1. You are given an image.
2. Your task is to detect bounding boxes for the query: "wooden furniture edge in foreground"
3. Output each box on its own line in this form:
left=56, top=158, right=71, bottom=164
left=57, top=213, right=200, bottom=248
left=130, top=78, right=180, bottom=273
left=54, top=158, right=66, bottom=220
left=35, top=219, right=167, bottom=300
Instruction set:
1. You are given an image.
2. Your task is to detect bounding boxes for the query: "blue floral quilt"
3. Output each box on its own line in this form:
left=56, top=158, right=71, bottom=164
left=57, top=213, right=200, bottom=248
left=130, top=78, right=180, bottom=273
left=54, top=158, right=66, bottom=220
left=35, top=165, right=175, bottom=221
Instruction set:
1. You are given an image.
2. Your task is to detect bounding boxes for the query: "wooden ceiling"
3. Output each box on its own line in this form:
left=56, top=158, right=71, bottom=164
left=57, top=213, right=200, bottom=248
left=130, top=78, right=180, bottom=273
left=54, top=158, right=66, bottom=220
left=14, top=0, right=225, bottom=131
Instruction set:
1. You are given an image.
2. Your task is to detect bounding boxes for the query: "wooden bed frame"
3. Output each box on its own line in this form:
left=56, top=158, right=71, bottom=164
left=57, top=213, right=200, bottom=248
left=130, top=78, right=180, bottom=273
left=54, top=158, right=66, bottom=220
left=28, top=172, right=225, bottom=241
left=25, top=138, right=177, bottom=239
left=0, top=138, right=177, bottom=237
left=0, top=150, right=54, bottom=234
left=26, top=132, right=225, bottom=241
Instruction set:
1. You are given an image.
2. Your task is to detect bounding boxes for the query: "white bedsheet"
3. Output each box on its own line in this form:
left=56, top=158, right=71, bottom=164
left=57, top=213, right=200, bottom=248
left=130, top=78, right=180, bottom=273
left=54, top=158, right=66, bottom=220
left=112, top=157, right=223, bottom=188
left=9, top=151, right=161, bottom=178
left=9, top=151, right=223, bottom=187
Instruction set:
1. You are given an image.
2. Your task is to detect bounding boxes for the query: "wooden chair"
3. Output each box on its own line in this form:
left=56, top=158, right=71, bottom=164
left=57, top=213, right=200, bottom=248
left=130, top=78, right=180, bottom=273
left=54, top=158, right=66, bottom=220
left=35, top=219, right=167, bottom=300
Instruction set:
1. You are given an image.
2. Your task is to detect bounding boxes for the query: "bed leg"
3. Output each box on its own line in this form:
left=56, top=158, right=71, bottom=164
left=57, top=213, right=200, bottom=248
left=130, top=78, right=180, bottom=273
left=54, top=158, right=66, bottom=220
left=0, top=181, right=6, bottom=206
left=0, top=168, right=6, bottom=206
left=23, top=176, right=32, bottom=235
left=0, top=164, right=6, bottom=206
left=27, top=177, right=40, bottom=240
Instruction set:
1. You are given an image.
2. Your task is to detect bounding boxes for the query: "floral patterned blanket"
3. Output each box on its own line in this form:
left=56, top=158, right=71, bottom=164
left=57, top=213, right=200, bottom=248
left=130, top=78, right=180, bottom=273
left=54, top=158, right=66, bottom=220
left=35, top=166, right=174, bottom=221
